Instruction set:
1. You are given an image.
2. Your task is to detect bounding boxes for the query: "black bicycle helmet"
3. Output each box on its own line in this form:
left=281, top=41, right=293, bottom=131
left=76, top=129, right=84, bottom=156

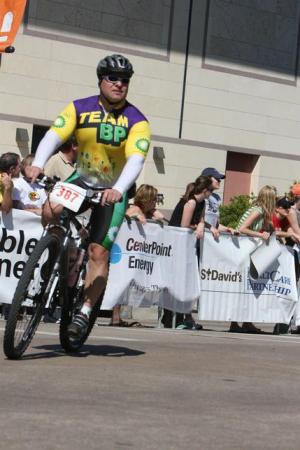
left=97, top=54, right=134, bottom=79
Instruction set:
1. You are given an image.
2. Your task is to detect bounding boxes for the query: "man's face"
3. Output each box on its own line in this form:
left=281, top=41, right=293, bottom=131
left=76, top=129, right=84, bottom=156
left=100, top=74, right=129, bottom=104
left=71, top=143, right=78, bottom=163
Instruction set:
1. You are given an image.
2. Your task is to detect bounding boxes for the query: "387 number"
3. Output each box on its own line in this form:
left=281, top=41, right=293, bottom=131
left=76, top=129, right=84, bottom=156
left=56, top=186, right=79, bottom=202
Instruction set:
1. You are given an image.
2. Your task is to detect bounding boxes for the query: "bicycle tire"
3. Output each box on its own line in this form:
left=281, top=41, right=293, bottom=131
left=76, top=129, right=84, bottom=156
left=3, top=233, right=61, bottom=359
left=59, top=264, right=104, bottom=352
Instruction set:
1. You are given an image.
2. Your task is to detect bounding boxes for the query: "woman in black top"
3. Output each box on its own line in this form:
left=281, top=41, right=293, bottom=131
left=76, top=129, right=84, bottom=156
left=169, top=176, right=212, bottom=236
left=163, top=176, right=213, bottom=329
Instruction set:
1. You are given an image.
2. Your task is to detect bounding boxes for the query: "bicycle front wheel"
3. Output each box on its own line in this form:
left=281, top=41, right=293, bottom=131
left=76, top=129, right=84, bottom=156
left=3, top=233, right=61, bottom=359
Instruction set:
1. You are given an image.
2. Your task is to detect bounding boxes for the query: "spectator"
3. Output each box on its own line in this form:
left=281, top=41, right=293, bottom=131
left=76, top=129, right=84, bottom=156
left=44, top=136, right=78, bottom=181
left=110, top=184, right=164, bottom=327
left=0, top=152, right=21, bottom=318
left=272, top=197, right=299, bottom=244
left=13, top=154, right=47, bottom=215
left=200, top=167, right=236, bottom=237
left=272, top=197, right=300, bottom=335
left=0, top=152, right=21, bottom=214
left=286, top=183, right=300, bottom=239
left=288, top=185, right=300, bottom=334
left=230, top=185, right=277, bottom=334
left=126, top=183, right=165, bottom=224
left=162, top=176, right=213, bottom=329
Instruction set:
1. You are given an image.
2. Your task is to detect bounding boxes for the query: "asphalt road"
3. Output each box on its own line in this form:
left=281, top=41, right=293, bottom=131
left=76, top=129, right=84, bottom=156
left=0, top=319, right=300, bottom=450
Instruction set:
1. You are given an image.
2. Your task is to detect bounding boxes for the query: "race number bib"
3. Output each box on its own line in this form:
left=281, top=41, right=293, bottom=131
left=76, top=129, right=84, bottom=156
left=49, top=182, right=86, bottom=212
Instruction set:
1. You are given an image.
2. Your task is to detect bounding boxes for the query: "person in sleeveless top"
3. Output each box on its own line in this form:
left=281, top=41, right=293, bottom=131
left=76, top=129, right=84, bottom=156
left=162, top=176, right=213, bottom=329
left=229, top=185, right=277, bottom=334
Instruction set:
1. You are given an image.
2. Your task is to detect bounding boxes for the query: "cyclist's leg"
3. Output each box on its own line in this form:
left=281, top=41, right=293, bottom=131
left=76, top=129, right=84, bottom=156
left=42, top=200, right=64, bottom=227
left=84, top=193, right=128, bottom=308
left=41, top=172, right=86, bottom=227
left=68, top=194, right=127, bottom=337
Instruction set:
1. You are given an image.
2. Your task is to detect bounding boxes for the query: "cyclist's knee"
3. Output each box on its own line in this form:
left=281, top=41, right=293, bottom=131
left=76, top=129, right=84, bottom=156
left=88, top=243, right=109, bottom=263
left=42, top=201, right=63, bottom=227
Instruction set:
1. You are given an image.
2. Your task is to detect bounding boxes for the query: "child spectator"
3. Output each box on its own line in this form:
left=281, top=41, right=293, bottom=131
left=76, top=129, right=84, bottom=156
left=230, top=185, right=277, bottom=334
left=0, top=152, right=21, bottom=214
left=13, top=154, right=47, bottom=215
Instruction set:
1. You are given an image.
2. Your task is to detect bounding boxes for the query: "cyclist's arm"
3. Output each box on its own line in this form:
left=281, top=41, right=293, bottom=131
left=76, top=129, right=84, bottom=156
left=113, top=119, right=151, bottom=195
left=32, top=130, right=63, bottom=169
left=113, top=154, right=144, bottom=194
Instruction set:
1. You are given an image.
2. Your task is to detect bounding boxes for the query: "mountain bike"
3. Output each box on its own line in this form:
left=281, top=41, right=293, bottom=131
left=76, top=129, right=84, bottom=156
left=3, top=176, right=104, bottom=359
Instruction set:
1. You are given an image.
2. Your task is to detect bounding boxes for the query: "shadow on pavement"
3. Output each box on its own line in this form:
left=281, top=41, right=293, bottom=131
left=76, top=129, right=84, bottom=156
left=20, top=344, right=146, bottom=360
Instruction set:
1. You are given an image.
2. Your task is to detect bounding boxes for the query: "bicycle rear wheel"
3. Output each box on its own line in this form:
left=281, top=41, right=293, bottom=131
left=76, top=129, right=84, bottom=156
left=3, top=233, right=61, bottom=359
left=59, top=262, right=103, bottom=352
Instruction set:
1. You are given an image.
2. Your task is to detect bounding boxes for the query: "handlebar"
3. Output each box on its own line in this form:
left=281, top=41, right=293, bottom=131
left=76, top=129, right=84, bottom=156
left=35, top=175, right=120, bottom=206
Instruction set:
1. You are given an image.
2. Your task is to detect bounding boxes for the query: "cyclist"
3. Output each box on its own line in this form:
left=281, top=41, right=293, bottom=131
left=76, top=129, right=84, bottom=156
left=28, top=54, right=151, bottom=338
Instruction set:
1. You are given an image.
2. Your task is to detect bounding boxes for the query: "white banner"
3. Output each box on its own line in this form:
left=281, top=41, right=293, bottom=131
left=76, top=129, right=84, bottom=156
left=199, top=232, right=298, bottom=324
left=0, top=209, right=43, bottom=303
left=102, top=220, right=200, bottom=313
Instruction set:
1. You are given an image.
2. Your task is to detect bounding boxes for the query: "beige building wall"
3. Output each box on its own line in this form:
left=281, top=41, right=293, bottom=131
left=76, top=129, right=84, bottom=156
left=1, top=0, right=300, bottom=211
left=0, top=119, right=32, bottom=157
left=142, top=139, right=226, bottom=210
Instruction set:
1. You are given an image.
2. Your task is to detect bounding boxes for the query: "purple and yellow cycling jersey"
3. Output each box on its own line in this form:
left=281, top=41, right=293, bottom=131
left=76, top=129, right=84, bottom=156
left=50, top=95, right=151, bottom=187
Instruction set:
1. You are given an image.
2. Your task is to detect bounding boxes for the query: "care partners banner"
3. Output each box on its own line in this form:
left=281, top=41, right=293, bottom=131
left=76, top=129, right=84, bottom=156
left=199, top=232, right=298, bottom=324
left=0, top=209, right=43, bottom=303
left=102, top=220, right=200, bottom=313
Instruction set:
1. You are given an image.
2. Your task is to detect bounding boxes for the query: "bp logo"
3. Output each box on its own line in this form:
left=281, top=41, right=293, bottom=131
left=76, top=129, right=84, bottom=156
left=136, top=138, right=150, bottom=154
left=110, top=243, right=122, bottom=264
left=28, top=192, right=40, bottom=201
left=107, top=226, right=119, bottom=243
left=53, top=115, right=66, bottom=128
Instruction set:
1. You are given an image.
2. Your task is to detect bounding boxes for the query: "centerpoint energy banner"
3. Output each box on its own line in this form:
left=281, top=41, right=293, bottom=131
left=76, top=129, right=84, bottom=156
left=0, top=209, right=43, bottom=303
left=199, top=232, right=298, bottom=324
left=102, top=220, right=200, bottom=313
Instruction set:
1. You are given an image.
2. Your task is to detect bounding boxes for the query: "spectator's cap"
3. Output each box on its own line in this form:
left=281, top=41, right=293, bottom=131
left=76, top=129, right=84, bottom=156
left=276, top=197, right=294, bottom=209
left=291, top=183, right=300, bottom=197
left=201, top=167, right=225, bottom=179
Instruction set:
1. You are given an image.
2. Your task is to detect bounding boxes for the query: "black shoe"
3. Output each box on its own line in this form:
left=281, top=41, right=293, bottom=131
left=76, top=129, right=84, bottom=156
left=273, top=323, right=289, bottom=335
left=68, top=313, right=89, bottom=339
left=43, top=313, right=57, bottom=323
left=3, top=304, right=11, bottom=321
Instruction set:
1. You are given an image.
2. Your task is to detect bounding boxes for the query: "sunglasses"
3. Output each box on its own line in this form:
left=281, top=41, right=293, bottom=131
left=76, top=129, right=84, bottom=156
left=103, top=75, right=130, bottom=85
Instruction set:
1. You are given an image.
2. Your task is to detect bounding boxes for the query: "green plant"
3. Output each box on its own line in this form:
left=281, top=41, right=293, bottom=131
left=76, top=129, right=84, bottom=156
left=219, top=195, right=252, bottom=229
